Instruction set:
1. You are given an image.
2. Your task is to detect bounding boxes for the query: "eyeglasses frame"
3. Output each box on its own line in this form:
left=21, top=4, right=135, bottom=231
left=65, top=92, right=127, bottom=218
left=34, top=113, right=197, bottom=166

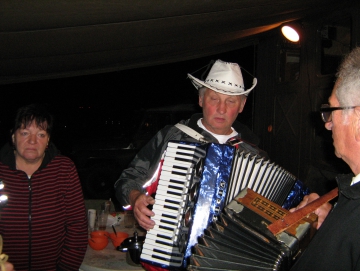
left=320, top=104, right=359, bottom=123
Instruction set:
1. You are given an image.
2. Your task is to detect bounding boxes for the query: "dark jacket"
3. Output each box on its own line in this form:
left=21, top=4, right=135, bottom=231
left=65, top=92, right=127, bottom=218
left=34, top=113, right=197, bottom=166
left=0, top=142, right=88, bottom=271
left=290, top=173, right=360, bottom=271
left=115, top=113, right=265, bottom=207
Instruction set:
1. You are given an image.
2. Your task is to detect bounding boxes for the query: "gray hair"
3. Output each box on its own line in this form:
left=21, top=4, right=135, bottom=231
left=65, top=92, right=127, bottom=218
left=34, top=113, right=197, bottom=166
left=198, top=87, right=207, bottom=98
left=336, top=47, right=360, bottom=108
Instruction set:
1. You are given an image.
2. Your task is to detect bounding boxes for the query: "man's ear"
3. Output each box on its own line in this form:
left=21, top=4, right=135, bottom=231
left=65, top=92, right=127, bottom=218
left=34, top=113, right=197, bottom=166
left=11, top=134, right=15, bottom=145
left=354, top=108, right=360, bottom=142
left=198, top=95, right=203, bottom=108
left=238, top=96, right=247, bottom=113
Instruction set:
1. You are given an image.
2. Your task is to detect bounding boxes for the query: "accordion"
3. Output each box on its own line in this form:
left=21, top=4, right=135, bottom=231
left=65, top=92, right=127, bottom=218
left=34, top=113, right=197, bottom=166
left=188, top=188, right=316, bottom=271
left=140, top=140, right=309, bottom=270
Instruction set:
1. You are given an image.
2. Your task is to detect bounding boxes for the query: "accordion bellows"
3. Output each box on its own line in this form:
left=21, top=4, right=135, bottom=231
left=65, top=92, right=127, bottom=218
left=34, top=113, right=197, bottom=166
left=187, top=188, right=316, bottom=270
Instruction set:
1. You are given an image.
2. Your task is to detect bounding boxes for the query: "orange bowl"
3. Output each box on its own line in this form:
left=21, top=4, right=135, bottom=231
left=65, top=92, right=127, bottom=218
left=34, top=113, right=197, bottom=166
left=88, top=237, right=109, bottom=250
left=90, top=230, right=109, bottom=238
left=109, top=232, right=129, bottom=248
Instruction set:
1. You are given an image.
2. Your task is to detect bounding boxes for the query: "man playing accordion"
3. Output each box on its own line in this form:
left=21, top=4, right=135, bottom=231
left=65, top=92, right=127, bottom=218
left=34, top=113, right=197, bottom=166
left=115, top=59, right=263, bottom=231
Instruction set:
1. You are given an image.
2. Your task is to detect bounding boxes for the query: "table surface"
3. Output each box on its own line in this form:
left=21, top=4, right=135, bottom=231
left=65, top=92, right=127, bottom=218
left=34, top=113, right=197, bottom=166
left=80, top=220, right=146, bottom=271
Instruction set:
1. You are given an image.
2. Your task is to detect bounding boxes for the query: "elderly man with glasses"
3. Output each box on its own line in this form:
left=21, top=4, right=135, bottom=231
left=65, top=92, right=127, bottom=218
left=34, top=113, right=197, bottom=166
left=290, top=47, right=360, bottom=271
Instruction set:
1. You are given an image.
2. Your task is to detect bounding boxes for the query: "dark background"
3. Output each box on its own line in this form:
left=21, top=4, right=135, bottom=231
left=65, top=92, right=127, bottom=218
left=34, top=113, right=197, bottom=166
left=0, top=46, right=255, bottom=155
left=0, top=46, right=256, bottom=205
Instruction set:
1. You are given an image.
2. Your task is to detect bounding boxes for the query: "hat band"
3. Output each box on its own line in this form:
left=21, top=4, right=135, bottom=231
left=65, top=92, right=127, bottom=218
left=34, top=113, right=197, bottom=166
left=205, top=78, right=245, bottom=91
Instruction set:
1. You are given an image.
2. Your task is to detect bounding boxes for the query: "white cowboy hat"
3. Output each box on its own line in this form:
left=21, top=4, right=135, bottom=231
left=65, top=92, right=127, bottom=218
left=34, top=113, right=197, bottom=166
left=188, top=59, right=257, bottom=96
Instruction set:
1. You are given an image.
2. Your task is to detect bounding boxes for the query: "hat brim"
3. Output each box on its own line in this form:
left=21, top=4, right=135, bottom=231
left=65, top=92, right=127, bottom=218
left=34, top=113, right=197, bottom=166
left=187, top=73, right=253, bottom=96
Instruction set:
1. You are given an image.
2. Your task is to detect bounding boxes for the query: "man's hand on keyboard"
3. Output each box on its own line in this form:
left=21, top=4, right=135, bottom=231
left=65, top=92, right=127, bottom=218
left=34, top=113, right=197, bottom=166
left=130, top=190, right=155, bottom=230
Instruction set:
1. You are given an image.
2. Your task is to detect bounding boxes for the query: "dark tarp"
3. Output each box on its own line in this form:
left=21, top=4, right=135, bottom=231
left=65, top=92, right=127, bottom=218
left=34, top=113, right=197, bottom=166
left=0, top=0, right=353, bottom=84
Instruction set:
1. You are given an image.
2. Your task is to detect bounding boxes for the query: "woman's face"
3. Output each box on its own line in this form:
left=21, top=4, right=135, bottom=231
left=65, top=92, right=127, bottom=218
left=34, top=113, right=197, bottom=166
left=12, top=120, right=50, bottom=164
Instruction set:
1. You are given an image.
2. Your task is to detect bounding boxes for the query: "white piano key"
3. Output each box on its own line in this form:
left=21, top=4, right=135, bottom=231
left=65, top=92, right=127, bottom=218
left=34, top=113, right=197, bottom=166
left=160, top=171, right=195, bottom=184
left=141, top=247, right=183, bottom=262
left=151, top=216, right=180, bottom=227
left=167, top=142, right=201, bottom=150
left=163, top=158, right=195, bottom=168
left=162, top=156, right=199, bottom=167
left=159, top=171, right=192, bottom=182
left=151, top=207, right=180, bottom=218
left=160, top=165, right=195, bottom=177
left=163, top=154, right=201, bottom=166
left=152, top=199, right=186, bottom=214
left=156, top=184, right=190, bottom=196
left=151, top=206, right=183, bottom=218
left=165, top=148, right=198, bottom=158
left=146, top=223, right=182, bottom=241
left=145, top=230, right=180, bottom=243
left=142, top=247, right=183, bottom=260
left=153, top=224, right=181, bottom=235
left=152, top=206, right=181, bottom=217
left=155, top=189, right=187, bottom=200
left=151, top=221, right=178, bottom=232
left=142, top=238, right=180, bottom=253
left=147, top=213, right=188, bottom=242
left=141, top=252, right=183, bottom=267
left=156, top=181, right=189, bottom=191
left=166, top=143, right=205, bottom=156
left=145, top=234, right=179, bottom=246
left=157, top=177, right=189, bottom=189
left=169, top=143, right=206, bottom=156
left=151, top=213, right=181, bottom=225
left=160, top=166, right=187, bottom=176
left=153, top=197, right=185, bottom=206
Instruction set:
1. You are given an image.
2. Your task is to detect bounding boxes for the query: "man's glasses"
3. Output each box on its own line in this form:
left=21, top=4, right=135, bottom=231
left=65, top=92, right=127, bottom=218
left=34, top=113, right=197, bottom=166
left=320, top=104, right=358, bottom=123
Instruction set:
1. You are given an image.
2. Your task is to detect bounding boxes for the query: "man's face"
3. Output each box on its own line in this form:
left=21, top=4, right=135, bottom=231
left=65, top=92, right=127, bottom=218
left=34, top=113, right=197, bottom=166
left=12, top=120, right=50, bottom=164
left=325, top=82, right=357, bottom=168
left=199, top=88, right=246, bottom=135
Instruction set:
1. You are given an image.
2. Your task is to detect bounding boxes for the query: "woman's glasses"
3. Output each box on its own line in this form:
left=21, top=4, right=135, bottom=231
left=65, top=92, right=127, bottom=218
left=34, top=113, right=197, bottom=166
left=320, top=104, right=358, bottom=123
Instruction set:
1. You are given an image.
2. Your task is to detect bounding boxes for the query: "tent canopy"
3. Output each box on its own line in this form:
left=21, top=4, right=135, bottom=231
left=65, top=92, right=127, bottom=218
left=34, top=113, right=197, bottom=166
left=0, top=0, right=352, bottom=84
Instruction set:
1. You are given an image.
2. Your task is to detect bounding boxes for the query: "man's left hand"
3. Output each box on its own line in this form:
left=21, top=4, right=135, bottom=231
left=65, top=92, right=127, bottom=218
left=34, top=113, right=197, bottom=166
left=289, top=193, right=332, bottom=229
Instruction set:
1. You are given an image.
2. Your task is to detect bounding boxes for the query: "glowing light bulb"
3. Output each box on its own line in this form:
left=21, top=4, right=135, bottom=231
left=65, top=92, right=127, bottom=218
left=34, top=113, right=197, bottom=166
left=281, top=26, right=300, bottom=42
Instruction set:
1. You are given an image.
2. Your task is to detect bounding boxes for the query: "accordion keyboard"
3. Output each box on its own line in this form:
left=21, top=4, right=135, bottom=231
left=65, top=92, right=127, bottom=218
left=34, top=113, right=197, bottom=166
left=141, top=141, right=205, bottom=268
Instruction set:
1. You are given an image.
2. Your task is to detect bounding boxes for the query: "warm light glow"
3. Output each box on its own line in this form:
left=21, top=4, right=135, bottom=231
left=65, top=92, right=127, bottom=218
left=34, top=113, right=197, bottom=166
left=0, top=195, right=8, bottom=203
left=281, top=26, right=300, bottom=42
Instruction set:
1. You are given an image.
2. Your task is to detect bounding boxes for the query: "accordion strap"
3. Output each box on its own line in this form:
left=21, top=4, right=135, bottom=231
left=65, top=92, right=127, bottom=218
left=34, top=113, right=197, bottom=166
left=175, top=123, right=209, bottom=143
left=268, top=187, right=339, bottom=235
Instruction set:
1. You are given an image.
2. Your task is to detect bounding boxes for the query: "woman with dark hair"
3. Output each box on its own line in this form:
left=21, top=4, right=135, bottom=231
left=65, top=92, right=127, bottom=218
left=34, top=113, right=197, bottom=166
left=0, top=104, right=88, bottom=271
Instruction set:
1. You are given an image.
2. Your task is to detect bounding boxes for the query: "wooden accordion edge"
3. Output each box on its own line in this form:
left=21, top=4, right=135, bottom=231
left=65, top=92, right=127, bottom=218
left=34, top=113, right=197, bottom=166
left=236, top=188, right=320, bottom=237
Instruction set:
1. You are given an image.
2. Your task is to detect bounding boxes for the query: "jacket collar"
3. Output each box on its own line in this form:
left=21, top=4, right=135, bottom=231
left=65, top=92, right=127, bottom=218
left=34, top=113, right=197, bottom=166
left=187, top=113, right=260, bottom=145
left=337, top=173, right=360, bottom=200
